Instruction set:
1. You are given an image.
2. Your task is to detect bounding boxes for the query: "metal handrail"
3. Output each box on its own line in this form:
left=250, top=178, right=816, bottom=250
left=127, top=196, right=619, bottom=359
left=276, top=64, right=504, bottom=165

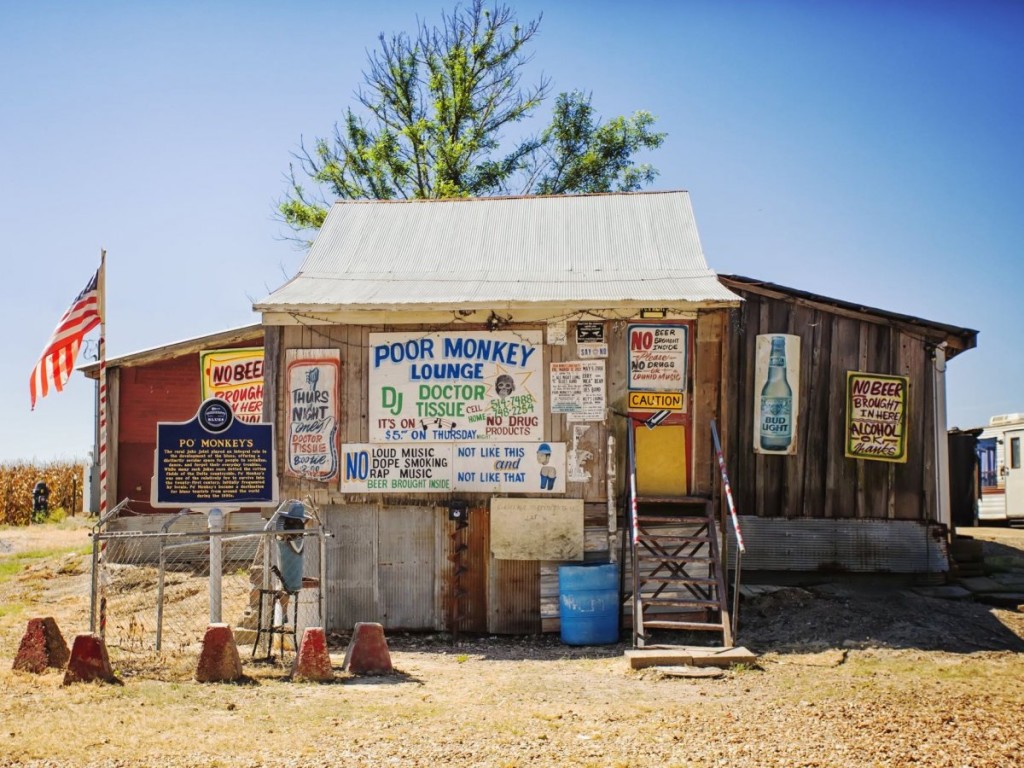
left=710, top=418, right=745, bottom=641
left=626, top=421, right=642, bottom=646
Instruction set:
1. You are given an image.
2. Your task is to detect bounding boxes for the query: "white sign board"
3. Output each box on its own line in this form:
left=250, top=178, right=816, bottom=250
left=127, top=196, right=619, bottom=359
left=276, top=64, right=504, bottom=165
left=368, top=331, right=545, bottom=442
left=341, top=442, right=566, bottom=494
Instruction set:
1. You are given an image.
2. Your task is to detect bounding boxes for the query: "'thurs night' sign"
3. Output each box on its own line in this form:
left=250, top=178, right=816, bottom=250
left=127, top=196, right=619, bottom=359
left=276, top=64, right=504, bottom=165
left=285, top=350, right=341, bottom=481
left=368, top=331, right=545, bottom=442
left=152, top=398, right=276, bottom=507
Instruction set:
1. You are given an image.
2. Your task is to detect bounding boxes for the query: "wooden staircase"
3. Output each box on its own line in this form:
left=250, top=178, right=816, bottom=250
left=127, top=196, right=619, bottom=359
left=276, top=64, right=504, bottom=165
left=628, top=496, right=732, bottom=648
left=625, top=421, right=734, bottom=649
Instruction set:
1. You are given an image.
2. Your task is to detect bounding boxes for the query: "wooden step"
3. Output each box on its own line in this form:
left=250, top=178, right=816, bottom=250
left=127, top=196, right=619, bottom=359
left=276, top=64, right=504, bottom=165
left=635, top=495, right=710, bottom=505
left=642, top=620, right=725, bottom=631
left=635, top=553, right=713, bottom=564
left=638, top=576, right=717, bottom=585
left=636, top=516, right=709, bottom=525
left=636, top=538, right=710, bottom=549
left=639, top=597, right=719, bottom=608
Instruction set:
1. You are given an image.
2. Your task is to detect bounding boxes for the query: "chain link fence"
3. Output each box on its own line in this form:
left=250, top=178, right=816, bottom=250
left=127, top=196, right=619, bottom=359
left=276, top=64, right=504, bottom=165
left=88, top=500, right=329, bottom=678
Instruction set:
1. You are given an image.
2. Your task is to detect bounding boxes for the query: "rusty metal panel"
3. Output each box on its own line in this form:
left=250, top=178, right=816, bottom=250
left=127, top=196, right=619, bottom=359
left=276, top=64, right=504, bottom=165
left=440, top=506, right=490, bottom=634
left=489, top=557, right=540, bottom=635
left=734, top=516, right=949, bottom=573
left=378, top=506, right=437, bottom=630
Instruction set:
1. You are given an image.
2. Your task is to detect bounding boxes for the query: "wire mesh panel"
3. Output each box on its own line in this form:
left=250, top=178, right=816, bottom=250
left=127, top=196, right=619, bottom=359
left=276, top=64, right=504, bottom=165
left=89, top=504, right=328, bottom=678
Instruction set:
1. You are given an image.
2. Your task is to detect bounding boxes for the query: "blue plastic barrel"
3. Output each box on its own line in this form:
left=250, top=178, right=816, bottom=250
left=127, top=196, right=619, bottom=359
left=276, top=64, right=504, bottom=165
left=558, top=563, right=620, bottom=645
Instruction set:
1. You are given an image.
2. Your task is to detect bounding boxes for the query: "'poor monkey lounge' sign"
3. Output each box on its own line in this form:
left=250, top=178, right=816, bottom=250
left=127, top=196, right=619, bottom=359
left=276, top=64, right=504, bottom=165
left=368, top=331, right=545, bottom=443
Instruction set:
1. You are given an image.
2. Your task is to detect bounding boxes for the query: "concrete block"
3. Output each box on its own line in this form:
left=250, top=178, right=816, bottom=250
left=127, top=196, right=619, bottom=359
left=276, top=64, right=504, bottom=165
left=13, top=617, right=70, bottom=673
left=195, top=624, right=243, bottom=683
left=63, top=634, right=119, bottom=685
left=343, top=622, right=393, bottom=675
left=292, top=627, right=334, bottom=682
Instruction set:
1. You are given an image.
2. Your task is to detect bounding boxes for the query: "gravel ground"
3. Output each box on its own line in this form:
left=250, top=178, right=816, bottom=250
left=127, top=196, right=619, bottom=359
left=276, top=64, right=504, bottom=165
left=1, top=523, right=1023, bottom=767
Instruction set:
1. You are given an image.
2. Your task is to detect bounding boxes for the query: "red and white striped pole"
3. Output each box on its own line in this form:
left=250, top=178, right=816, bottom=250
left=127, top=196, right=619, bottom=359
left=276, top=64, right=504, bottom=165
left=97, top=249, right=108, bottom=517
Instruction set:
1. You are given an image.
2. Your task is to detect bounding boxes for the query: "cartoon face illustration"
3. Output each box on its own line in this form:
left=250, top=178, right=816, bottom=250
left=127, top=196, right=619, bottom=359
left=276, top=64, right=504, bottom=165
left=536, top=443, right=551, bottom=465
left=495, top=374, right=515, bottom=398
left=537, top=443, right=556, bottom=490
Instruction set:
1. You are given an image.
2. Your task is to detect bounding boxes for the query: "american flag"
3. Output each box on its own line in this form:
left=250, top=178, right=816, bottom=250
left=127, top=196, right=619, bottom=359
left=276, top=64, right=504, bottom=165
left=29, top=268, right=103, bottom=409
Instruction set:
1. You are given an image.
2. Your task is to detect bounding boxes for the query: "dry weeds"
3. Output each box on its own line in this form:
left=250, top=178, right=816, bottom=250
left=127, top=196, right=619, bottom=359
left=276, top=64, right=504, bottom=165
left=0, top=522, right=1022, bottom=767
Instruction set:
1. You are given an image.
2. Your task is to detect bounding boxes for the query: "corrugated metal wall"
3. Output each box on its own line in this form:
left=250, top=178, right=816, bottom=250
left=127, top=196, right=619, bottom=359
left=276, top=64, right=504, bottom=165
left=325, top=505, right=438, bottom=631
left=734, top=517, right=949, bottom=573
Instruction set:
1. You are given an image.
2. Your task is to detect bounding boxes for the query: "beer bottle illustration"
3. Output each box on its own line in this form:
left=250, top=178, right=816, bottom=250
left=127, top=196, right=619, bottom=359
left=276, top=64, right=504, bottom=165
left=760, top=335, right=793, bottom=451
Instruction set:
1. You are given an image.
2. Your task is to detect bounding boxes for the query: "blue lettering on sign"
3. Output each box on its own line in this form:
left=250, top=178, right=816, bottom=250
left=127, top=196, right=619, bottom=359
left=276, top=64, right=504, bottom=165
left=345, top=451, right=369, bottom=481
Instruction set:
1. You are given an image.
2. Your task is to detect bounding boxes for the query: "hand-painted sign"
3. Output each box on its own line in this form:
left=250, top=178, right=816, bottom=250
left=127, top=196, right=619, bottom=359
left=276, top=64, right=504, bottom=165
left=627, top=391, right=684, bottom=412
left=845, top=372, right=909, bottom=463
left=152, top=397, right=276, bottom=507
left=368, top=331, right=544, bottom=442
left=550, top=360, right=606, bottom=422
left=199, top=347, right=264, bottom=423
left=285, top=350, right=341, bottom=481
left=628, top=324, right=687, bottom=392
left=341, top=441, right=566, bottom=494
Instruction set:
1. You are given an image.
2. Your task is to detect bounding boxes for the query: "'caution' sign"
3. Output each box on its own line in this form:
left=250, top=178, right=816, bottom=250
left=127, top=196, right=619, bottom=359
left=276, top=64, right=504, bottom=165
left=628, top=391, right=685, bottom=412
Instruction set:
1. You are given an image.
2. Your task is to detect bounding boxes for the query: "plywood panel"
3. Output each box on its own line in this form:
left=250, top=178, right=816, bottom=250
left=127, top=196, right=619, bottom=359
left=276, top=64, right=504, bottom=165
left=693, top=311, right=725, bottom=497
left=826, top=315, right=861, bottom=519
left=490, top=498, right=584, bottom=560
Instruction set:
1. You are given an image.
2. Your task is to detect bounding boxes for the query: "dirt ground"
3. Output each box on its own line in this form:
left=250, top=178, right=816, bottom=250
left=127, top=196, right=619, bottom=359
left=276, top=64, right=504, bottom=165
left=1, top=521, right=1023, bottom=767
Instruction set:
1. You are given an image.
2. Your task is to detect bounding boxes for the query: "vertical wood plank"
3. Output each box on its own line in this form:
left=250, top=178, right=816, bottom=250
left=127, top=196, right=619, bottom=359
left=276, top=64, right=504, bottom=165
left=800, top=306, right=831, bottom=518
left=826, top=316, right=861, bottom=518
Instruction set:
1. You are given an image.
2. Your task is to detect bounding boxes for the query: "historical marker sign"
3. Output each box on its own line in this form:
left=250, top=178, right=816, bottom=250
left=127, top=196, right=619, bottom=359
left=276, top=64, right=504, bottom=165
left=152, top=397, right=277, bottom=507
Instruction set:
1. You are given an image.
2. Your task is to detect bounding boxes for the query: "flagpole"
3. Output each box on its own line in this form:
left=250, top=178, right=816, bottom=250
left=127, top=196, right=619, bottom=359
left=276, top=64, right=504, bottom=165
left=98, top=249, right=108, bottom=517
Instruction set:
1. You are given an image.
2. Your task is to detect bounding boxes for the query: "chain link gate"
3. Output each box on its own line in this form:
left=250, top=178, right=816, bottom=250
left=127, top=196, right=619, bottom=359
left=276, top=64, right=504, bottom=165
left=89, top=499, right=329, bottom=677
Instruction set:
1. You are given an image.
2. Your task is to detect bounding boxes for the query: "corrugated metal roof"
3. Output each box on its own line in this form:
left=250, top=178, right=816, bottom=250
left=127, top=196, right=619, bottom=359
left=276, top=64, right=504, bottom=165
left=256, top=192, right=741, bottom=311
left=80, top=324, right=263, bottom=379
left=720, top=275, right=978, bottom=358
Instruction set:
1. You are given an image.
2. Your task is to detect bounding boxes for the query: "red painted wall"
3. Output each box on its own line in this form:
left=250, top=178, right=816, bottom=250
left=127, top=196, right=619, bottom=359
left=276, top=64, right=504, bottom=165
left=115, top=338, right=263, bottom=513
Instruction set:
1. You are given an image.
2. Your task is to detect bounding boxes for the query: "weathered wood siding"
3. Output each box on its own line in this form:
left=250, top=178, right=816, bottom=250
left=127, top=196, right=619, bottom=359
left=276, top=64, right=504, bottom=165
left=277, top=313, right=731, bottom=633
left=724, top=289, right=940, bottom=521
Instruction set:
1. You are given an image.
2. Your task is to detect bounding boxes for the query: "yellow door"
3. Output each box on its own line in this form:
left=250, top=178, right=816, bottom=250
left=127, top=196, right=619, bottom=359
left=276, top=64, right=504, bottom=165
left=635, top=423, right=689, bottom=497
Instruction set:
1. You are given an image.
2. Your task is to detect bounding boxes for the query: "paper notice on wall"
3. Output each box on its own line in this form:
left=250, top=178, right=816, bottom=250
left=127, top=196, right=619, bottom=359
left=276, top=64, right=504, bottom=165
left=547, top=321, right=567, bottom=345
left=549, top=360, right=606, bottom=422
left=567, top=424, right=594, bottom=483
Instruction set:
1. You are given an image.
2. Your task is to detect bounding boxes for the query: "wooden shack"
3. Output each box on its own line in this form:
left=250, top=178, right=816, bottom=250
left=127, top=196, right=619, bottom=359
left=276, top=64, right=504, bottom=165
left=254, top=193, right=978, bottom=636
left=255, top=192, right=743, bottom=634
left=82, top=325, right=264, bottom=514
left=718, top=275, right=976, bottom=575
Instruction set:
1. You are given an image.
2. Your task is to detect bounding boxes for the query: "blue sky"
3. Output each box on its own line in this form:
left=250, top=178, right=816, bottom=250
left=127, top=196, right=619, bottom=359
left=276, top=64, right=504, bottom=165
left=3, top=0, right=1022, bottom=462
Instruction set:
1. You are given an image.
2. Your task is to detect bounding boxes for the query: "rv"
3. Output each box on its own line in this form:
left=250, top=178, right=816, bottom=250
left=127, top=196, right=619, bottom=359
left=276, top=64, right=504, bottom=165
left=976, top=413, right=1024, bottom=524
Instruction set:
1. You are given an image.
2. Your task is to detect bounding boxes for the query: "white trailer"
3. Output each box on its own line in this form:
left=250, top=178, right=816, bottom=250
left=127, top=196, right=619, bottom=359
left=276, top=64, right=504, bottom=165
left=976, top=413, right=1024, bottom=524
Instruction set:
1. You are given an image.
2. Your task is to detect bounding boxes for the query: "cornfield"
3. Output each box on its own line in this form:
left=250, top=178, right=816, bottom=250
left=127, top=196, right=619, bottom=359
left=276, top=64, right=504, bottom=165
left=0, top=460, right=85, bottom=525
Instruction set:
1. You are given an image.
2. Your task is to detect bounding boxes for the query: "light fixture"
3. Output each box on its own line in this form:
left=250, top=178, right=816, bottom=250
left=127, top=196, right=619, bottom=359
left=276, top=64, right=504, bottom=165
left=640, top=307, right=668, bottom=319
